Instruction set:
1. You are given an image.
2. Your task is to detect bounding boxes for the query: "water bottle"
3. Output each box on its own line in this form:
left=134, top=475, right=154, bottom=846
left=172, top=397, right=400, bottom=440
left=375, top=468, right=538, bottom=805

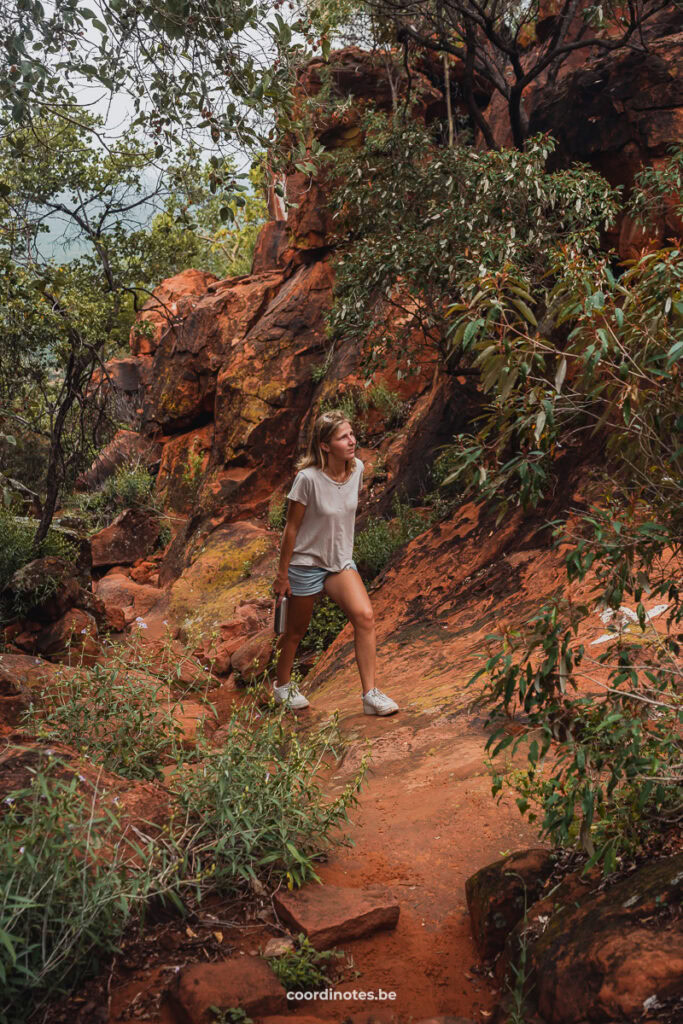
left=274, top=596, right=288, bottom=634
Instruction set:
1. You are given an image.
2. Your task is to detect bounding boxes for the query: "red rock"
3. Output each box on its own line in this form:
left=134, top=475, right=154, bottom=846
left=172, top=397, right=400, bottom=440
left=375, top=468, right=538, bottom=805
left=155, top=424, right=214, bottom=514
left=273, top=886, right=400, bottom=949
left=162, top=957, right=287, bottom=1023
left=102, top=602, right=126, bottom=633
left=130, top=268, right=218, bottom=357
left=528, top=27, right=683, bottom=251
left=130, top=560, right=158, bottom=585
left=0, top=652, right=56, bottom=726
left=141, top=271, right=283, bottom=435
left=75, top=429, right=162, bottom=492
left=251, top=220, right=289, bottom=273
left=504, top=853, right=683, bottom=1024
left=208, top=260, right=334, bottom=516
left=230, top=628, right=273, bottom=684
left=90, top=508, right=160, bottom=567
left=34, top=608, right=99, bottom=665
left=465, top=848, right=555, bottom=960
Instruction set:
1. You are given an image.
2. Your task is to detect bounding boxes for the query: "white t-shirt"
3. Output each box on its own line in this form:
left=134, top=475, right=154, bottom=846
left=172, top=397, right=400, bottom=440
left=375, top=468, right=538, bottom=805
left=287, top=459, right=364, bottom=572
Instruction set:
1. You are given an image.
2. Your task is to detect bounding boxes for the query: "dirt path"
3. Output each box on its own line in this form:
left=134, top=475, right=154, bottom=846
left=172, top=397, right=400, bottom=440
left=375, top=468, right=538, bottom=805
left=282, top=695, right=538, bottom=1023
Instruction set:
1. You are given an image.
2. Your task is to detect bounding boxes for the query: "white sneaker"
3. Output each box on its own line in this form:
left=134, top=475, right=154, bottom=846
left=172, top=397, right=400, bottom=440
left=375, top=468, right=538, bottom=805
left=362, top=687, right=399, bottom=716
left=273, top=682, right=310, bottom=710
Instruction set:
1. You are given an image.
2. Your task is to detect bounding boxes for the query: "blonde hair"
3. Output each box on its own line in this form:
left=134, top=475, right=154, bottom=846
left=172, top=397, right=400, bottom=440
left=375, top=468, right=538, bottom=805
left=297, top=409, right=356, bottom=474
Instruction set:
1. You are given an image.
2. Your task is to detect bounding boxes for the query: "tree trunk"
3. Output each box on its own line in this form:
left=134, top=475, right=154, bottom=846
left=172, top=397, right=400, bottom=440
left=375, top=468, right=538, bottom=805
left=443, top=52, right=454, bottom=147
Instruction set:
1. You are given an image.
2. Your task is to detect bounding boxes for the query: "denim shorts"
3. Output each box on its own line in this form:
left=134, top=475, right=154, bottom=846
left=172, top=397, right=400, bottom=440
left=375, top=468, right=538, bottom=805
left=288, top=561, right=358, bottom=597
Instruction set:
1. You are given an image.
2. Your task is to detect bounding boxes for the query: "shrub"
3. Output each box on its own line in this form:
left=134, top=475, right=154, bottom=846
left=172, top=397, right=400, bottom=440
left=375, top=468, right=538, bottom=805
left=2, top=624, right=367, bottom=1022
left=0, top=764, right=159, bottom=1022
left=0, top=509, right=79, bottom=623
left=71, top=461, right=158, bottom=532
left=447, top=152, right=683, bottom=871
left=270, top=933, right=343, bottom=992
left=174, top=699, right=368, bottom=890
left=301, top=596, right=347, bottom=654
left=354, top=496, right=428, bottom=578
left=367, top=382, right=406, bottom=427
left=23, top=638, right=206, bottom=780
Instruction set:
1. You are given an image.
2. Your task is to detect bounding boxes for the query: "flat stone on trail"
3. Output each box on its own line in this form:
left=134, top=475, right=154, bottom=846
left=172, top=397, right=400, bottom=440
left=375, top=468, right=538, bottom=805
left=162, top=957, right=287, bottom=1023
left=273, top=885, right=399, bottom=949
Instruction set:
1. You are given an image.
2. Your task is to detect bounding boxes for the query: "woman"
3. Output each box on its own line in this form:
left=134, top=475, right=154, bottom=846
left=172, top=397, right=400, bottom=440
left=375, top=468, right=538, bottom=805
left=272, top=409, right=399, bottom=716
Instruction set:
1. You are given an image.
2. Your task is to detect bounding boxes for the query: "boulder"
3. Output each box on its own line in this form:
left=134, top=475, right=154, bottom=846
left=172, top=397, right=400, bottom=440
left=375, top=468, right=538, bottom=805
left=75, top=430, right=162, bottom=492
left=273, top=885, right=400, bottom=949
left=90, top=508, right=160, bottom=567
left=141, top=271, right=283, bottom=435
left=154, top=424, right=213, bottom=514
left=465, top=848, right=555, bottom=960
left=34, top=608, right=99, bottom=665
left=505, top=854, right=683, bottom=1024
left=8, top=557, right=80, bottom=624
left=130, top=268, right=218, bottom=357
left=162, top=957, right=287, bottom=1023
left=0, top=652, right=57, bottom=727
left=230, top=627, right=273, bottom=684
left=166, top=521, right=277, bottom=636
left=94, top=573, right=164, bottom=619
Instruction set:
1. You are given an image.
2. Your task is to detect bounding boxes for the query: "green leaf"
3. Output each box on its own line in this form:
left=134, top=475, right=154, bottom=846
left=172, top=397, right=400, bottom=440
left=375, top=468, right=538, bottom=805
left=665, top=340, right=683, bottom=367
left=534, top=409, right=546, bottom=444
left=510, top=298, right=538, bottom=327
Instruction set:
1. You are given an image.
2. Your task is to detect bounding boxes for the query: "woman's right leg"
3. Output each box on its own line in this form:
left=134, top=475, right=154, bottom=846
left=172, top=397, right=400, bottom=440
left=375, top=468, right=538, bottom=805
left=274, top=594, right=317, bottom=686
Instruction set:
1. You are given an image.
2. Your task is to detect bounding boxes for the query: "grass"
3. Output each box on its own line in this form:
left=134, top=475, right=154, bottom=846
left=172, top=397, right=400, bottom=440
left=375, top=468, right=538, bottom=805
left=70, top=461, right=160, bottom=533
left=2, top=636, right=368, bottom=1021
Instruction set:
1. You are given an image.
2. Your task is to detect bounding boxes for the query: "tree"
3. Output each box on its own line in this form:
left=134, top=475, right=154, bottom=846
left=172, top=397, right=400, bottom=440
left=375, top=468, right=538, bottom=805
left=442, top=153, right=682, bottom=868
left=309, top=0, right=675, bottom=148
left=327, top=112, right=617, bottom=372
left=0, top=114, right=265, bottom=545
left=0, top=0, right=304, bottom=154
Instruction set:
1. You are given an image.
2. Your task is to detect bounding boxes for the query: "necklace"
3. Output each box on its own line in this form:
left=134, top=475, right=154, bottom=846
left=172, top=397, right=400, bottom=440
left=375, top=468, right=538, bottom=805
left=322, top=467, right=351, bottom=487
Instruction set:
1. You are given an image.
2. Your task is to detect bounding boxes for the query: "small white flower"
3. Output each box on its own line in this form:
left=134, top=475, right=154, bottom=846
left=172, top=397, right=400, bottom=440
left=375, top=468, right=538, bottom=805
left=78, top=774, right=86, bottom=783
left=265, top=772, right=270, bottom=783
left=80, top=628, right=87, bottom=634
left=135, top=617, right=148, bottom=629
left=4, top=797, right=14, bottom=805
left=19, top=846, right=25, bottom=854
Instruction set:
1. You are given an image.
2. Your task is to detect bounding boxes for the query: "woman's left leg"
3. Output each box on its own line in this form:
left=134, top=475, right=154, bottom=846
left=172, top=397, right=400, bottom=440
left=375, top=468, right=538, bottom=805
left=323, top=568, right=376, bottom=694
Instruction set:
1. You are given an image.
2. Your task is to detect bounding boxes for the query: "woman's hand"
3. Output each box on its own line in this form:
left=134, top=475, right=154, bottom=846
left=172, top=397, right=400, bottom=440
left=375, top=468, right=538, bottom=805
left=273, top=572, right=291, bottom=606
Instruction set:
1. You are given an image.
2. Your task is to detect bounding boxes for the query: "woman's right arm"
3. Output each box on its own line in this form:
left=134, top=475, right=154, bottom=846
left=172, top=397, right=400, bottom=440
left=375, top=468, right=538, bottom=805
left=273, top=500, right=307, bottom=604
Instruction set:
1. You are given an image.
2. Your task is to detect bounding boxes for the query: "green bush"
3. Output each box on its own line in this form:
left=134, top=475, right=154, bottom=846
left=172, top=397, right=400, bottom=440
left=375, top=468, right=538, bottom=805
left=175, top=699, right=368, bottom=891
left=270, top=933, right=343, bottom=992
left=0, top=509, right=79, bottom=623
left=23, top=637, right=208, bottom=780
left=71, top=461, right=158, bottom=532
left=4, top=686, right=367, bottom=1020
left=301, top=596, right=348, bottom=654
left=367, top=382, right=406, bottom=427
left=448, top=153, right=683, bottom=871
left=0, top=764, right=159, bottom=1023
left=354, top=496, right=428, bottom=578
